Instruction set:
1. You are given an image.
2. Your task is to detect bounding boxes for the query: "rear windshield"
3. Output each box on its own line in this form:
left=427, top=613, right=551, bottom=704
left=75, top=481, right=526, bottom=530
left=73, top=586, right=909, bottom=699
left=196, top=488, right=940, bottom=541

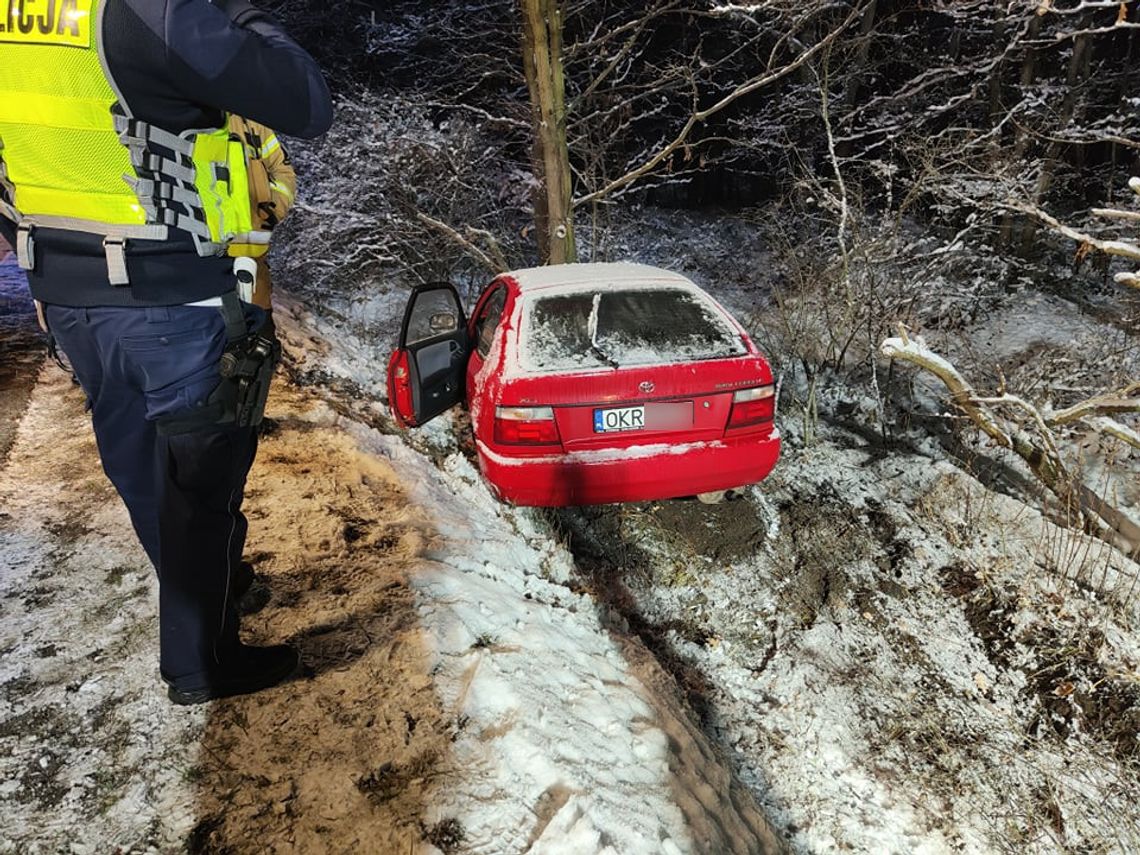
left=521, top=286, right=746, bottom=372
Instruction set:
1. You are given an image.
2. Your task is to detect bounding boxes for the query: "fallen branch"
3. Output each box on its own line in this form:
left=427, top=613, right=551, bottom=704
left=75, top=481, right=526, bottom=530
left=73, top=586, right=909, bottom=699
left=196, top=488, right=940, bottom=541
left=881, top=326, right=1140, bottom=559
left=1011, top=175, right=1140, bottom=293
left=1088, top=417, right=1140, bottom=451
left=1048, top=383, right=1140, bottom=426
left=999, top=200, right=1140, bottom=263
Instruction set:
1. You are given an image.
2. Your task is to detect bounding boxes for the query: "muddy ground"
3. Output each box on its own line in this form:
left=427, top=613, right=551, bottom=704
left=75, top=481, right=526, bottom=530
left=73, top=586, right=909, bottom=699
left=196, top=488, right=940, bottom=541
left=186, top=382, right=453, bottom=853
left=0, top=349, right=460, bottom=851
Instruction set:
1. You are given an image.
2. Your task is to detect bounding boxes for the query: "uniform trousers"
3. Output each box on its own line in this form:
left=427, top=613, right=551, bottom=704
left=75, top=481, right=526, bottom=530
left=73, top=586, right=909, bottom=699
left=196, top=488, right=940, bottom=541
left=44, top=301, right=266, bottom=687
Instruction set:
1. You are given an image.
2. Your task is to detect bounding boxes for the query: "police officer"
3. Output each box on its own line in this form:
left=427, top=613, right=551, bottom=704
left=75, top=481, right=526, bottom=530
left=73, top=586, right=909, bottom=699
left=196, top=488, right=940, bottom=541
left=0, top=0, right=332, bottom=704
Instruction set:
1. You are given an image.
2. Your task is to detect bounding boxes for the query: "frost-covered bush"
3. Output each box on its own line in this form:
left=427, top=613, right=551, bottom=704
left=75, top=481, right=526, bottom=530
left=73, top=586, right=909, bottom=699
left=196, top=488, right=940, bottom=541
left=273, top=96, right=532, bottom=304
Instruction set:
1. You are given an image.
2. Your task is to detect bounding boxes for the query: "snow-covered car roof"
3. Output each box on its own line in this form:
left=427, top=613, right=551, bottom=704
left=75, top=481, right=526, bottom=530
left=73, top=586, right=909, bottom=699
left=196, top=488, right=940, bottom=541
left=506, top=262, right=696, bottom=294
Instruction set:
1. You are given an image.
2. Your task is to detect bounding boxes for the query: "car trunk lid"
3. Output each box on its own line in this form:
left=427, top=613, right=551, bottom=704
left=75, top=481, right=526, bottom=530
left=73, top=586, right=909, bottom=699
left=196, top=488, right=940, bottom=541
left=499, top=355, right=773, bottom=450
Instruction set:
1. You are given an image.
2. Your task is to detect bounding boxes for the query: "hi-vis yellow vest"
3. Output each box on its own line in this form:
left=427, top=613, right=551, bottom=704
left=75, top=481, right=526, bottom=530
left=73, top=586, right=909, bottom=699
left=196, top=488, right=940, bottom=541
left=0, top=0, right=259, bottom=284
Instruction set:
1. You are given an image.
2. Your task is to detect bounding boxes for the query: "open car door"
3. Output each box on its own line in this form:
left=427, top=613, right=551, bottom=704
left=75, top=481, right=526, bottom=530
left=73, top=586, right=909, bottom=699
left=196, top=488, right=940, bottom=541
left=387, top=283, right=469, bottom=428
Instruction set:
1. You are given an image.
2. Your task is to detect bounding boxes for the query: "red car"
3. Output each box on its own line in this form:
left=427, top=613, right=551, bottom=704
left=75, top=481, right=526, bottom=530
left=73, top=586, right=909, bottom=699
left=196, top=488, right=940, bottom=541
left=387, top=263, right=780, bottom=506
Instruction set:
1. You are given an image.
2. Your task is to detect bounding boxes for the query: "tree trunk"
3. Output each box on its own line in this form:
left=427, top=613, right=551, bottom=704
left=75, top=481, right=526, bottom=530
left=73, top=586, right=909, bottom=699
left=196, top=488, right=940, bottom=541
left=987, top=17, right=1006, bottom=130
left=520, top=0, right=577, bottom=265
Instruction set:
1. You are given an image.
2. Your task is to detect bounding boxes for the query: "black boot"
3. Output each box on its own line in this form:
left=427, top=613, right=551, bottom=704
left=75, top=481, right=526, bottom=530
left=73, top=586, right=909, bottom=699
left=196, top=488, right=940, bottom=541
left=166, top=643, right=300, bottom=705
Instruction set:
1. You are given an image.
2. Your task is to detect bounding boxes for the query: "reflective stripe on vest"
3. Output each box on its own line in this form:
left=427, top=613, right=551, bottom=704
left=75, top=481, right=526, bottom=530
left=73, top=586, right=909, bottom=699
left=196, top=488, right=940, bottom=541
left=0, top=0, right=255, bottom=280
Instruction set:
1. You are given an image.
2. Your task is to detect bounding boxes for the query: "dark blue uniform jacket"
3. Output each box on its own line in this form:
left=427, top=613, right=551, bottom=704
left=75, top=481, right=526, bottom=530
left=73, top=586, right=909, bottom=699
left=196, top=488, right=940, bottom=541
left=0, top=0, right=332, bottom=307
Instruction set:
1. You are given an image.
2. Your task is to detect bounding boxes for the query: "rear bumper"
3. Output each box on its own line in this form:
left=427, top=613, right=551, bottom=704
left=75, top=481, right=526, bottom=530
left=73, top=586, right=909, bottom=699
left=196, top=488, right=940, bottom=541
left=476, top=429, right=781, bottom=507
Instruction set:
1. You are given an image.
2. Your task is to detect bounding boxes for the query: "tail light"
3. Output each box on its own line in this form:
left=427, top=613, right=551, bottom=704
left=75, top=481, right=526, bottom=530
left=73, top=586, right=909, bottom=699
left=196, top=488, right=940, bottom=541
left=727, top=385, right=776, bottom=430
left=494, top=406, right=561, bottom=445
left=387, top=349, right=414, bottom=428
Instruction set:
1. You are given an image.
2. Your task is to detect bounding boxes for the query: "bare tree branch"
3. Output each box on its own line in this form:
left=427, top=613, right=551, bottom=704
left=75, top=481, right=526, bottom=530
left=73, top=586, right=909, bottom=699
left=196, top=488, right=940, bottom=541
left=416, top=212, right=507, bottom=274
left=572, top=1, right=869, bottom=207
left=998, top=201, right=1140, bottom=263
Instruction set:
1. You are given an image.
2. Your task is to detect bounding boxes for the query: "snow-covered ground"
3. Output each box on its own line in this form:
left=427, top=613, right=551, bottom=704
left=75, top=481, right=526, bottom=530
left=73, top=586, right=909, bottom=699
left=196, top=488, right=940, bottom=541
left=2, top=202, right=1139, bottom=854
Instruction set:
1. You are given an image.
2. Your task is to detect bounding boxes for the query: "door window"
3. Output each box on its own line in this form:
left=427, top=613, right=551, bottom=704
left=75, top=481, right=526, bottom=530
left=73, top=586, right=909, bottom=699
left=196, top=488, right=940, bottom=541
left=474, top=287, right=507, bottom=358
left=406, top=289, right=463, bottom=346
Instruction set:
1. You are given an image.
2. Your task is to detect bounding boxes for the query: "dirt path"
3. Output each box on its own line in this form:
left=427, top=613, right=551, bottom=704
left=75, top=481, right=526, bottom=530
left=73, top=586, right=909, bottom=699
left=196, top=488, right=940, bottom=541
left=0, top=364, right=451, bottom=852
left=189, top=382, right=452, bottom=853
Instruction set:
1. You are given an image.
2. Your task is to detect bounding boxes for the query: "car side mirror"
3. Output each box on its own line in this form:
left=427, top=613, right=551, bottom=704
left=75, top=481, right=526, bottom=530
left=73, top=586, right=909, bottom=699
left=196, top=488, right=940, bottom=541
left=429, top=312, right=458, bottom=333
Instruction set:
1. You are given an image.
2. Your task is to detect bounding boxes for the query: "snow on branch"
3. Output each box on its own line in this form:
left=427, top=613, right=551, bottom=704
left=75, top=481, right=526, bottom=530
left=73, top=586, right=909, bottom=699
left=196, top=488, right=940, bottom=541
left=1006, top=175, right=1140, bottom=293
left=999, top=200, right=1140, bottom=263
left=1048, top=382, right=1140, bottom=427
left=880, top=325, right=1140, bottom=559
left=880, top=327, right=1012, bottom=447
left=572, top=0, right=871, bottom=207
left=1090, top=208, right=1140, bottom=225
left=415, top=212, right=508, bottom=274
left=1089, top=417, right=1140, bottom=452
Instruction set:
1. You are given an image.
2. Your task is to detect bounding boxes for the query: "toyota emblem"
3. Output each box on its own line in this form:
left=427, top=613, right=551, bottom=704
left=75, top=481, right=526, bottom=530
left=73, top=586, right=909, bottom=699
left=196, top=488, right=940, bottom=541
left=639, top=380, right=655, bottom=394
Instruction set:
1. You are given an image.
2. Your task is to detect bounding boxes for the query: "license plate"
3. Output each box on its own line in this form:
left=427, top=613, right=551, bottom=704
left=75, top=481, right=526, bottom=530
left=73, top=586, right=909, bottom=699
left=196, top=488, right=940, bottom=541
left=594, top=405, right=645, bottom=433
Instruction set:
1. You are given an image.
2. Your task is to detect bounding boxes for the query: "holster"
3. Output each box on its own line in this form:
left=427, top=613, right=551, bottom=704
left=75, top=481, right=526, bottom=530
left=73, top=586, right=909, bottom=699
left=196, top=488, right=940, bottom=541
left=157, top=292, right=279, bottom=436
left=220, top=320, right=280, bottom=428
